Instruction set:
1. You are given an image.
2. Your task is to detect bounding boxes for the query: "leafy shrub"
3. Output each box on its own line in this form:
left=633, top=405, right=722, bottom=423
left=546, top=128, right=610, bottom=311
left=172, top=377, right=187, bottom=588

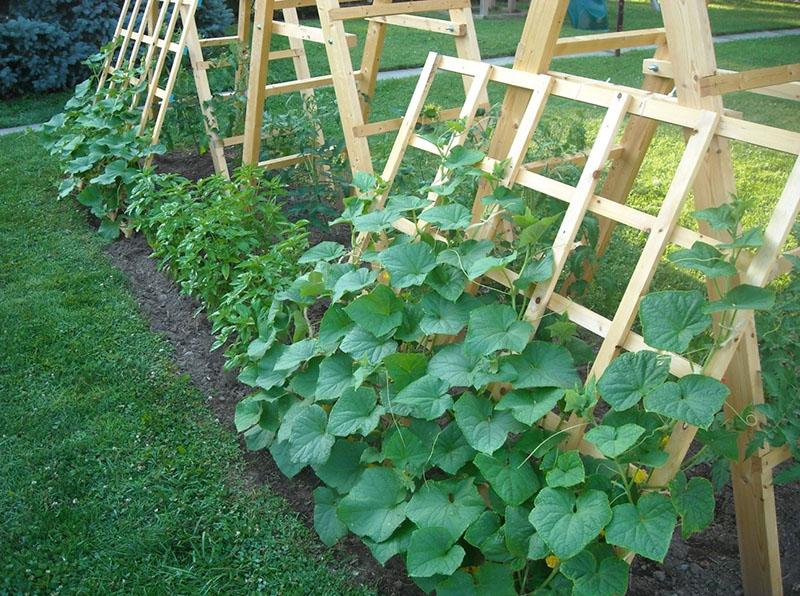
left=41, top=60, right=164, bottom=239
left=229, top=130, right=779, bottom=593
left=0, top=0, right=233, bottom=96
left=128, top=165, right=309, bottom=364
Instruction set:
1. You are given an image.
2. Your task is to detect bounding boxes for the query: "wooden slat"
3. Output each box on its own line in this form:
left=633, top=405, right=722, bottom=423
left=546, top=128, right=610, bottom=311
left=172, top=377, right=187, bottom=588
left=554, top=27, right=665, bottom=56
left=644, top=59, right=800, bottom=102
left=265, top=73, right=337, bottom=96
left=700, top=63, right=800, bottom=97
left=353, top=107, right=464, bottom=137
left=367, top=14, right=466, bottom=35
left=242, top=0, right=276, bottom=164
left=524, top=144, right=624, bottom=172
left=271, top=20, right=358, bottom=47
left=199, top=35, right=239, bottom=47
left=259, top=153, right=307, bottom=169
left=328, top=0, right=471, bottom=20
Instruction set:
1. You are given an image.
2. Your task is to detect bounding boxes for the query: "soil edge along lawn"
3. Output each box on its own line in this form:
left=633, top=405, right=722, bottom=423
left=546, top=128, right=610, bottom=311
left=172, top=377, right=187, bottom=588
left=0, top=132, right=371, bottom=595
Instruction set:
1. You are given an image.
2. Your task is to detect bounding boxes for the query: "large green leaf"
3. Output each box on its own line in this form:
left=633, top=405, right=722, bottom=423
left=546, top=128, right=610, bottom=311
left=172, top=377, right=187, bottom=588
left=419, top=293, right=478, bottom=336
left=312, top=439, right=365, bottom=492
left=438, top=240, right=517, bottom=281
left=464, top=304, right=532, bottom=357
left=382, top=425, right=431, bottom=476
left=545, top=450, right=585, bottom=488
left=363, top=523, right=414, bottom=565
left=299, top=241, right=345, bottom=264
left=337, top=467, right=408, bottom=542
left=503, top=506, right=536, bottom=559
left=406, top=527, right=466, bottom=578
left=514, top=249, right=555, bottom=290
left=426, top=264, right=466, bottom=301
left=474, top=562, right=516, bottom=596
left=420, top=204, right=472, bottom=230
left=383, top=352, right=428, bottom=390
left=327, top=387, right=383, bottom=437
left=274, top=338, right=319, bottom=371
left=704, top=284, right=776, bottom=313
left=670, top=473, right=715, bottom=539
left=454, top=392, right=522, bottom=455
left=505, top=341, right=580, bottom=389
left=529, top=488, right=612, bottom=560
left=339, top=327, right=397, bottom=364
left=318, top=305, right=355, bottom=352
left=315, top=353, right=355, bottom=401
left=597, top=350, right=671, bottom=411
left=605, top=492, right=676, bottom=562
left=344, top=285, right=404, bottom=337
left=430, top=423, right=476, bottom=474
left=393, top=375, right=453, bottom=420
left=640, top=290, right=711, bottom=353
left=331, top=268, right=378, bottom=302
left=668, top=241, right=737, bottom=278
left=444, top=145, right=485, bottom=169
left=464, top=511, right=511, bottom=562
left=406, top=478, right=485, bottom=539
left=474, top=448, right=540, bottom=506
left=561, top=550, right=629, bottom=596
left=378, top=242, right=438, bottom=289
left=288, top=404, right=335, bottom=465
left=496, top=387, right=563, bottom=425
left=585, top=424, right=646, bottom=458
left=313, top=486, right=347, bottom=546
left=643, top=374, right=729, bottom=428
left=428, top=343, right=481, bottom=388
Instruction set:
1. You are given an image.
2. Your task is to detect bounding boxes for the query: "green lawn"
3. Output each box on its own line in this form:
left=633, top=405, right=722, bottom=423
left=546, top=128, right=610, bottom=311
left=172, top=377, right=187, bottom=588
left=0, top=133, right=370, bottom=595
left=2, top=0, right=799, bottom=129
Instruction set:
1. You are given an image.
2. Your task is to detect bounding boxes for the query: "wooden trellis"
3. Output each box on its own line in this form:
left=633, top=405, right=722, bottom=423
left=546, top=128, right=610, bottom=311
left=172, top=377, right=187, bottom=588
left=361, top=3, right=799, bottom=593
left=97, top=0, right=219, bottom=164
left=237, top=0, right=486, bottom=177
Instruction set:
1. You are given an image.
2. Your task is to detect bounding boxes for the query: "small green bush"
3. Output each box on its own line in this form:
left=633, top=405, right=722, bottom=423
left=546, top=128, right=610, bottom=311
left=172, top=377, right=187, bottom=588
left=0, top=0, right=233, bottom=97
left=128, top=166, right=309, bottom=365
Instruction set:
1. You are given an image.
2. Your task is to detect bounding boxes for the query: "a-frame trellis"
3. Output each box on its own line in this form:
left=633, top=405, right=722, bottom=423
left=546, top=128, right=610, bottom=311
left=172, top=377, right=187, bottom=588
left=238, top=0, right=485, bottom=176
left=97, top=0, right=228, bottom=170
left=360, top=1, right=799, bottom=593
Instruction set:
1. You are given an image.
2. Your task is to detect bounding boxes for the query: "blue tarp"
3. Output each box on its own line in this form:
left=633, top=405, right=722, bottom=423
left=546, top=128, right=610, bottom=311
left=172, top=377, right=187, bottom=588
left=567, top=0, right=609, bottom=31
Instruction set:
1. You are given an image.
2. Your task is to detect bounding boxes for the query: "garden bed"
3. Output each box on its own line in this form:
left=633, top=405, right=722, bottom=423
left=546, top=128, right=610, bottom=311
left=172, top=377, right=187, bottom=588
left=103, top=168, right=800, bottom=595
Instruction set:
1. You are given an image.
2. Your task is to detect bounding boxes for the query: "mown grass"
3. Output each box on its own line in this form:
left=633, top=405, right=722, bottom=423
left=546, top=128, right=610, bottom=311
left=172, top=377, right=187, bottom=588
left=0, top=133, right=371, bottom=595
left=1, top=0, right=799, bottom=129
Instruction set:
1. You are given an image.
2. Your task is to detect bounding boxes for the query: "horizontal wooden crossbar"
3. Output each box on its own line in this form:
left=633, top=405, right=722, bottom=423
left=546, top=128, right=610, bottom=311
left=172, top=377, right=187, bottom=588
left=328, top=0, right=471, bottom=21
left=553, top=27, right=665, bottom=56
left=353, top=107, right=465, bottom=137
left=366, top=14, right=466, bottom=36
left=700, top=63, right=800, bottom=97
left=271, top=20, right=358, bottom=47
left=198, top=35, right=239, bottom=48
left=644, top=59, right=800, bottom=102
left=119, top=28, right=181, bottom=53
left=258, top=153, right=307, bottom=169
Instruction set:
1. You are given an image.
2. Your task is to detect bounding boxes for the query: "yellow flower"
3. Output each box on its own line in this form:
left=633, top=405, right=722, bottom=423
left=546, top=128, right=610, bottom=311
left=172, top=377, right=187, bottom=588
left=659, top=435, right=670, bottom=448
left=545, top=554, right=560, bottom=569
left=377, top=270, right=391, bottom=285
left=632, top=467, right=649, bottom=484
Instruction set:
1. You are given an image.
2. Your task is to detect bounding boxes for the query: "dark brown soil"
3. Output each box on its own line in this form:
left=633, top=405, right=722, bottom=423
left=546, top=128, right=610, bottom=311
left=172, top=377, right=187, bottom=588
left=106, top=149, right=800, bottom=595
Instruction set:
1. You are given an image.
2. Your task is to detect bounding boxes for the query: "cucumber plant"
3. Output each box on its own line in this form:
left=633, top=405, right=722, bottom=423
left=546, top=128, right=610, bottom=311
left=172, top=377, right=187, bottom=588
left=41, top=49, right=165, bottom=239
left=233, top=138, right=778, bottom=593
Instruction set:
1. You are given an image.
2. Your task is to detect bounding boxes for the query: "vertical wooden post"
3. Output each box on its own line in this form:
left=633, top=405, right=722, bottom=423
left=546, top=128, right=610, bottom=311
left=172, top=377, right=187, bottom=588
left=357, top=0, right=393, bottom=121
left=660, top=1, right=783, bottom=594
left=317, top=0, right=375, bottom=174
left=242, top=0, right=276, bottom=165
left=235, top=0, right=253, bottom=91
